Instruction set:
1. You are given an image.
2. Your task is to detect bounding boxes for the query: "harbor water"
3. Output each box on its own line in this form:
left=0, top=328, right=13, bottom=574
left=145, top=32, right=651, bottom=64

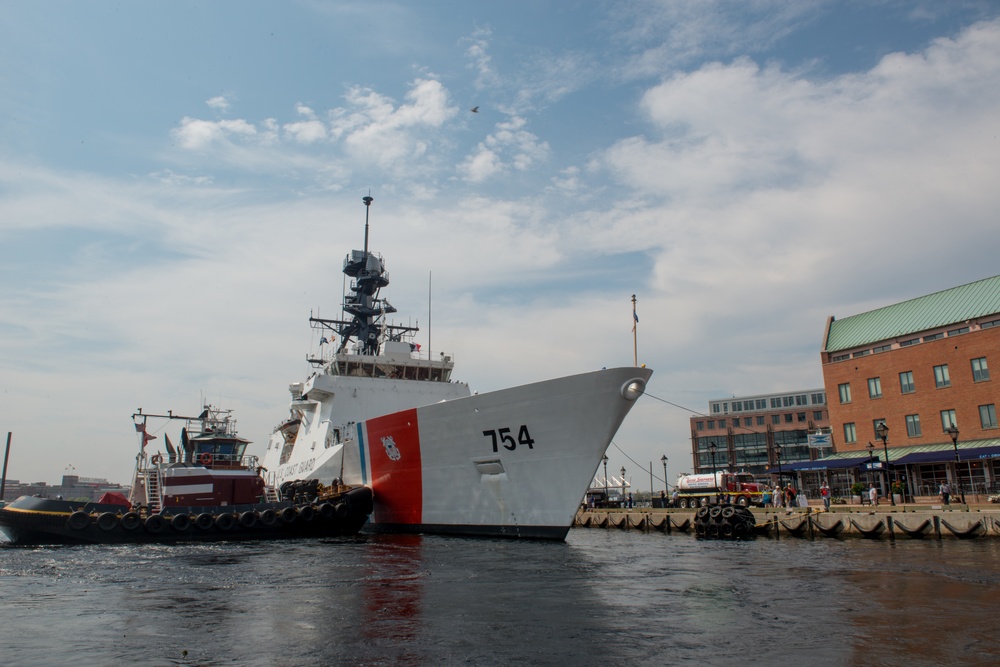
left=2, top=529, right=999, bottom=666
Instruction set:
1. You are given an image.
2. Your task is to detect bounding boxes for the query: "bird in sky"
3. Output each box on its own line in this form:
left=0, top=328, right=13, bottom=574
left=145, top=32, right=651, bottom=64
left=470, top=106, right=479, bottom=113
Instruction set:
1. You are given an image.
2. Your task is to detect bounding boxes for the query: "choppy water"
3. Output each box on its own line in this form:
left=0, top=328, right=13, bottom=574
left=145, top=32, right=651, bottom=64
left=2, top=529, right=999, bottom=666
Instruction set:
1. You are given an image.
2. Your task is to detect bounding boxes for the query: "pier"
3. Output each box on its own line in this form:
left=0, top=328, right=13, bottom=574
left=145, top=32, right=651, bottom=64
left=575, top=501, right=1000, bottom=539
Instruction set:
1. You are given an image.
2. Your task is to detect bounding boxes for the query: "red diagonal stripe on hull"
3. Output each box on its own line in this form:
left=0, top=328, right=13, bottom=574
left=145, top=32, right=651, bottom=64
left=365, top=409, right=422, bottom=525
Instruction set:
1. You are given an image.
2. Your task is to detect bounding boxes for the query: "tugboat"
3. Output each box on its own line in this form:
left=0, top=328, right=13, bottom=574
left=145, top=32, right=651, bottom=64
left=0, top=405, right=372, bottom=545
left=260, top=196, right=652, bottom=539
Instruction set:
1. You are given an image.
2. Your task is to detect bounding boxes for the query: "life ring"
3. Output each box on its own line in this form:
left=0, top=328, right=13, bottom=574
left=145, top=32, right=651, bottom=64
left=97, top=512, right=119, bottom=531
left=199, top=452, right=213, bottom=466
left=67, top=510, right=91, bottom=530
left=120, top=512, right=141, bottom=531
left=150, top=454, right=163, bottom=465
left=171, top=514, right=192, bottom=531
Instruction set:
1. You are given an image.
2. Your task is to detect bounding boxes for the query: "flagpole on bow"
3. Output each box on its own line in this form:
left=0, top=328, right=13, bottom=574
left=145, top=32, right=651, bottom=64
left=631, top=294, right=638, bottom=367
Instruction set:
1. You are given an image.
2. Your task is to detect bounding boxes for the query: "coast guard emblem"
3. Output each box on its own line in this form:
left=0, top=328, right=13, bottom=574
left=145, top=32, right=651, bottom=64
left=381, top=436, right=402, bottom=461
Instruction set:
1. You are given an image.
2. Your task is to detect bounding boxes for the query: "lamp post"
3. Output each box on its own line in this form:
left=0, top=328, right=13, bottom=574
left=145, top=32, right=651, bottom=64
left=661, top=455, right=668, bottom=494
left=946, top=424, right=966, bottom=504
left=775, top=445, right=782, bottom=489
left=876, top=422, right=894, bottom=506
left=709, top=442, right=718, bottom=503
left=866, top=442, right=875, bottom=487
left=602, top=454, right=609, bottom=503
left=620, top=466, right=627, bottom=508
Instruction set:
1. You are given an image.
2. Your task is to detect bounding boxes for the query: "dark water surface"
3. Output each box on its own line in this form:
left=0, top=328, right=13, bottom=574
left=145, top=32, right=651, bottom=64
left=2, top=530, right=999, bottom=666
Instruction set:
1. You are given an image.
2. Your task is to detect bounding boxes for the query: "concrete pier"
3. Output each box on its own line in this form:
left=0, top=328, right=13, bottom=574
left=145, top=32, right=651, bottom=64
left=574, top=503, right=1000, bottom=539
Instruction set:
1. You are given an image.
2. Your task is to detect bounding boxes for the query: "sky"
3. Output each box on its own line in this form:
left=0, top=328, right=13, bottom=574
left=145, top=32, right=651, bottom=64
left=2, top=0, right=1000, bottom=490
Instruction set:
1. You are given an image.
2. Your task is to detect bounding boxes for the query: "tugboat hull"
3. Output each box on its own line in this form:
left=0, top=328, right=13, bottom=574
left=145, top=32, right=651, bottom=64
left=0, top=487, right=372, bottom=546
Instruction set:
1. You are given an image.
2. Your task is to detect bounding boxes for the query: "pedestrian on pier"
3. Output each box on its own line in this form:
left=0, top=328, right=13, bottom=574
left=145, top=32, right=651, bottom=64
left=940, top=482, right=951, bottom=505
left=772, top=485, right=783, bottom=508
left=869, top=484, right=878, bottom=507
left=820, top=483, right=831, bottom=510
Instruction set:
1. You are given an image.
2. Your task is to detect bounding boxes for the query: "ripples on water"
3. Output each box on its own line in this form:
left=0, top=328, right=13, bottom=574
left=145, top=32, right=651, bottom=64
left=2, top=530, right=999, bottom=666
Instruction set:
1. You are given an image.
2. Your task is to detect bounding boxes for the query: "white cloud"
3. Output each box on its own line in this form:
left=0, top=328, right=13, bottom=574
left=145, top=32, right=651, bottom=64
left=458, top=115, right=549, bottom=181
left=206, top=95, right=231, bottom=112
left=172, top=117, right=258, bottom=150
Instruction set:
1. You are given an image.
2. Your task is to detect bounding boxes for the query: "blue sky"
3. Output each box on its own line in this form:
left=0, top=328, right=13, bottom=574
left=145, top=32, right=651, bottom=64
left=2, top=1, right=1000, bottom=487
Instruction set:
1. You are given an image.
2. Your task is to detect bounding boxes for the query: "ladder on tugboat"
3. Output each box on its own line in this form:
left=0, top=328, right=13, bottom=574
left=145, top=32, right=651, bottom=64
left=263, top=485, right=281, bottom=503
left=145, top=469, right=163, bottom=514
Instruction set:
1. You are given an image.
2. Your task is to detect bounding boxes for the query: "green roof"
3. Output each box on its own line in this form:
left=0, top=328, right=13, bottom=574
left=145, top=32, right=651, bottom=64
left=825, top=274, right=1000, bottom=353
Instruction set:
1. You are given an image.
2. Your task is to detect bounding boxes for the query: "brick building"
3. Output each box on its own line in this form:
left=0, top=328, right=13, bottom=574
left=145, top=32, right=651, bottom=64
left=820, top=274, right=1000, bottom=498
left=689, top=390, right=832, bottom=478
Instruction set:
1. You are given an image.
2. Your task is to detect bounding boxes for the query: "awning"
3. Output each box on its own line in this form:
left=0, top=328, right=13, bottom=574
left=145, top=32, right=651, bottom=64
left=892, top=445, right=1000, bottom=465
left=765, top=456, right=870, bottom=473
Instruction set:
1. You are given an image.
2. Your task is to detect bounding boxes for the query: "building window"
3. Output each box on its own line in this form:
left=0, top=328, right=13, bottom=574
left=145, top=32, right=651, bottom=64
left=797, top=413, right=807, bottom=422
left=981, top=318, right=1000, bottom=329
left=844, top=423, right=857, bottom=443
left=756, top=399, right=766, bottom=410
left=813, top=411, right=824, bottom=421
left=756, top=416, right=764, bottom=426
left=744, top=417, right=752, bottom=427
left=934, top=365, right=951, bottom=388
left=940, top=409, right=957, bottom=431
left=696, top=421, right=704, bottom=431
left=899, top=338, right=919, bottom=347
left=796, top=395, right=807, bottom=406
left=868, top=377, right=882, bottom=399
left=770, top=397, right=781, bottom=409
left=972, top=357, right=990, bottom=382
left=811, top=393, right=825, bottom=404
left=899, top=371, right=915, bottom=394
left=873, top=344, right=892, bottom=353
left=905, top=414, right=921, bottom=437
left=784, top=414, right=793, bottom=423
left=853, top=349, right=871, bottom=358
left=732, top=419, right=740, bottom=428
left=981, top=404, right=998, bottom=429
left=924, top=333, right=943, bottom=342
left=948, top=326, right=970, bottom=336
left=771, top=415, right=781, bottom=425
left=838, top=383, right=851, bottom=404
left=783, top=396, right=793, bottom=407
left=712, top=404, right=721, bottom=414
left=832, top=354, right=849, bottom=362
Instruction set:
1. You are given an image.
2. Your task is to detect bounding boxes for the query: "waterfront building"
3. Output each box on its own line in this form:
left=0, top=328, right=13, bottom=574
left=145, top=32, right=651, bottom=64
left=820, top=274, right=1000, bottom=498
left=689, top=390, right=831, bottom=480
left=1, top=474, right=128, bottom=503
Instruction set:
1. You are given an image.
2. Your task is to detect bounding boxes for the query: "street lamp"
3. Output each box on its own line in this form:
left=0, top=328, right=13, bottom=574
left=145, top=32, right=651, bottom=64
left=775, top=445, right=783, bottom=489
left=661, top=455, right=668, bottom=494
left=876, top=421, right=894, bottom=506
left=620, top=466, right=627, bottom=508
left=602, top=454, right=609, bottom=502
left=709, top=442, right=718, bottom=503
left=946, top=424, right=966, bottom=504
left=866, top=442, right=875, bottom=487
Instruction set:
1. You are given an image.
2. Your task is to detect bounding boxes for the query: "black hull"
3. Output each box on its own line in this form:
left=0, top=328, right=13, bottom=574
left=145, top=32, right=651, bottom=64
left=0, top=487, right=373, bottom=546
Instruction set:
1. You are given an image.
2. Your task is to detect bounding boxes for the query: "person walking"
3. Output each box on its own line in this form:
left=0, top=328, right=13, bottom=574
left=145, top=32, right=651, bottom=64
left=785, top=484, right=797, bottom=509
left=772, top=485, right=783, bottom=508
left=940, top=481, right=951, bottom=505
left=869, top=483, right=878, bottom=507
left=820, top=483, right=831, bottom=510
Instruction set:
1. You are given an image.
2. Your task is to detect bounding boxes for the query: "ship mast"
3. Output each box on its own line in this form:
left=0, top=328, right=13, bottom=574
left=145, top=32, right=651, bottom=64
left=309, top=195, right=416, bottom=360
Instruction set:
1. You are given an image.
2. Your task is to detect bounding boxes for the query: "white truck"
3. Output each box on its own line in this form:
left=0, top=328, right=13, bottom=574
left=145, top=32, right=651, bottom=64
left=674, top=471, right=765, bottom=509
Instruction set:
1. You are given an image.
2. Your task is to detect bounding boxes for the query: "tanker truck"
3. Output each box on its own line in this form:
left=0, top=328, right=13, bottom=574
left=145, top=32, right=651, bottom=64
left=674, top=471, right=765, bottom=509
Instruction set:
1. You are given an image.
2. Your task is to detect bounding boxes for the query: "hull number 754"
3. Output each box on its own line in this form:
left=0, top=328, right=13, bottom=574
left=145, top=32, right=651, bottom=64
left=483, top=426, right=535, bottom=452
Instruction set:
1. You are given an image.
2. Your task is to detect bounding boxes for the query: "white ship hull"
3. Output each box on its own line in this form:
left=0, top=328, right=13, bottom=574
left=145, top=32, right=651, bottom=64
left=263, top=366, right=650, bottom=539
